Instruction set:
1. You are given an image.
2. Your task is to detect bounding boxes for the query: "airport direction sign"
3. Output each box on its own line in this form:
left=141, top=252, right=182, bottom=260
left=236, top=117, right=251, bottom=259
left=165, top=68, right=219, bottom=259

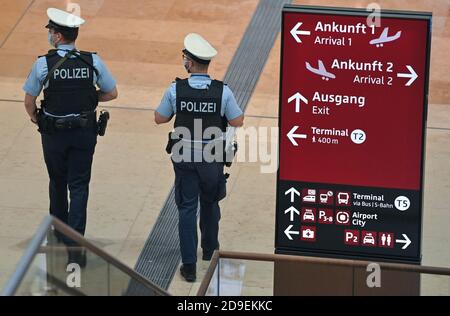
left=275, top=5, right=432, bottom=264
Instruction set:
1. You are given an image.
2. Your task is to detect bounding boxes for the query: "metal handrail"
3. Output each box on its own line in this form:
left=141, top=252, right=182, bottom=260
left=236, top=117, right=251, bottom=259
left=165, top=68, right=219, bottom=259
left=51, top=217, right=170, bottom=296
left=197, top=250, right=450, bottom=296
left=1, top=216, right=53, bottom=296
left=1, top=215, right=170, bottom=296
left=220, top=251, right=450, bottom=275
left=197, top=250, right=221, bottom=296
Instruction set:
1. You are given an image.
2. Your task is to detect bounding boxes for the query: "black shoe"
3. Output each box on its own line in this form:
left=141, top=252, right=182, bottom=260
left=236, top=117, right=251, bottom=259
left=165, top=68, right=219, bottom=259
left=67, top=249, right=87, bottom=268
left=180, top=264, right=196, bottom=282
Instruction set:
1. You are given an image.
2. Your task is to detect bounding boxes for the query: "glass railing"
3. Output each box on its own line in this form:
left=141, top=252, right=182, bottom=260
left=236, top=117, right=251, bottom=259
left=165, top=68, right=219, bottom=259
left=203, top=258, right=273, bottom=296
left=1, top=215, right=169, bottom=296
left=198, top=251, right=450, bottom=296
left=5, top=216, right=448, bottom=296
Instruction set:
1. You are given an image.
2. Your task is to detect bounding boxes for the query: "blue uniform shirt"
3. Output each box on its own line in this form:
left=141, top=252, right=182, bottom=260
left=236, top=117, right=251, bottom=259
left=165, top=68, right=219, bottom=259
left=156, top=74, right=243, bottom=121
left=23, top=43, right=117, bottom=100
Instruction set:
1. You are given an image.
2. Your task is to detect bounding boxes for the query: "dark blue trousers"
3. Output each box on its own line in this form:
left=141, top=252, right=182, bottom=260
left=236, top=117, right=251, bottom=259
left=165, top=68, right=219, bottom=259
left=172, top=160, right=226, bottom=264
left=42, top=128, right=97, bottom=244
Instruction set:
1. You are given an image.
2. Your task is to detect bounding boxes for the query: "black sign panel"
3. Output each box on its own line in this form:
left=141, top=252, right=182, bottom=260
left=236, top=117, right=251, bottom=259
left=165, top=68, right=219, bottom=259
left=277, top=181, right=421, bottom=262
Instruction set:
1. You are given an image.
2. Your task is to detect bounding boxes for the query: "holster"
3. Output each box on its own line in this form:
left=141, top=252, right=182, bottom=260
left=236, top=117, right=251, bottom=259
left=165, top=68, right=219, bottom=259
left=224, top=141, right=238, bottom=167
left=37, top=108, right=55, bottom=135
left=97, top=110, right=110, bottom=136
left=166, top=132, right=181, bottom=154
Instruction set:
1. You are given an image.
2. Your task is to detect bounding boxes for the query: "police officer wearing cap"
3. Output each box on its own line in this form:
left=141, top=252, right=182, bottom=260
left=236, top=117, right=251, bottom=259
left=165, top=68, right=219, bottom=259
left=155, top=33, right=244, bottom=282
left=23, top=8, right=118, bottom=266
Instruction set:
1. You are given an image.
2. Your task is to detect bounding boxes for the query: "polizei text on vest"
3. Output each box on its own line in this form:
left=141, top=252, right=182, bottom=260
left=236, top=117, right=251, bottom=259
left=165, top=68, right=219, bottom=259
left=180, top=101, right=217, bottom=113
left=53, top=67, right=90, bottom=80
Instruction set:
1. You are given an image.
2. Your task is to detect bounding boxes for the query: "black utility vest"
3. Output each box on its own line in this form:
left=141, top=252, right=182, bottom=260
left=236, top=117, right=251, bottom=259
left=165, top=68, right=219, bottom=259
left=43, top=50, right=98, bottom=116
left=175, top=78, right=227, bottom=141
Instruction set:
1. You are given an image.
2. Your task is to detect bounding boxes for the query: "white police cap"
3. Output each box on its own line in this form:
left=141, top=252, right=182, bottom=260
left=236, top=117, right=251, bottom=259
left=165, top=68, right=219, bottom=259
left=46, top=8, right=85, bottom=29
left=183, top=33, right=217, bottom=64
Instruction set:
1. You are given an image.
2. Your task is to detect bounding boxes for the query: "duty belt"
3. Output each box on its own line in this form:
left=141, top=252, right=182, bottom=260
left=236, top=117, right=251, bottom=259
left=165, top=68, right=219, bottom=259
left=53, top=112, right=95, bottom=130
left=37, top=110, right=96, bottom=134
left=165, top=133, right=237, bottom=167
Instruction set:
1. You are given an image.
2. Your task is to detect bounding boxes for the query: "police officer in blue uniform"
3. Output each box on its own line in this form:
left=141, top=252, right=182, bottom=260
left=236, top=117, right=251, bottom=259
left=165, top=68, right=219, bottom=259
left=155, top=33, right=244, bottom=282
left=23, top=8, right=118, bottom=266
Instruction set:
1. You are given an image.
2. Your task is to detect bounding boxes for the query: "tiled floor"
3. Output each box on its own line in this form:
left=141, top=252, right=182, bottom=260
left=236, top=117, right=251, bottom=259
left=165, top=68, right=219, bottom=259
left=0, top=0, right=449, bottom=295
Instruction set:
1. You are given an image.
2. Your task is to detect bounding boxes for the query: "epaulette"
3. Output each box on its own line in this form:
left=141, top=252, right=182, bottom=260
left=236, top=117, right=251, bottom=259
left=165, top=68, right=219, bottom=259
left=173, top=77, right=187, bottom=83
left=212, top=79, right=224, bottom=85
left=79, top=50, right=97, bottom=56
left=38, top=49, right=58, bottom=58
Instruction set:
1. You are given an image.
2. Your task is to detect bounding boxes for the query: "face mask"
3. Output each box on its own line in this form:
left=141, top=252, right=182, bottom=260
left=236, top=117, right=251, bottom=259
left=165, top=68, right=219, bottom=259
left=48, top=32, right=55, bottom=48
left=183, top=58, right=191, bottom=73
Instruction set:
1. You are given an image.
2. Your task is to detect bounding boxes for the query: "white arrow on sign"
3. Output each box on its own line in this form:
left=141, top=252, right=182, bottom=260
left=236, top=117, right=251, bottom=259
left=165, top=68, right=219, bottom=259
left=285, top=187, right=300, bottom=203
left=288, top=92, right=308, bottom=113
left=395, top=234, right=412, bottom=250
left=284, top=206, right=300, bottom=222
left=290, top=22, right=311, bottom=43
left=287, top=126, right=307, bottom=146
left=284, top=225, right=300, bottom=240
left=397, top=65, right=418, bottom=86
